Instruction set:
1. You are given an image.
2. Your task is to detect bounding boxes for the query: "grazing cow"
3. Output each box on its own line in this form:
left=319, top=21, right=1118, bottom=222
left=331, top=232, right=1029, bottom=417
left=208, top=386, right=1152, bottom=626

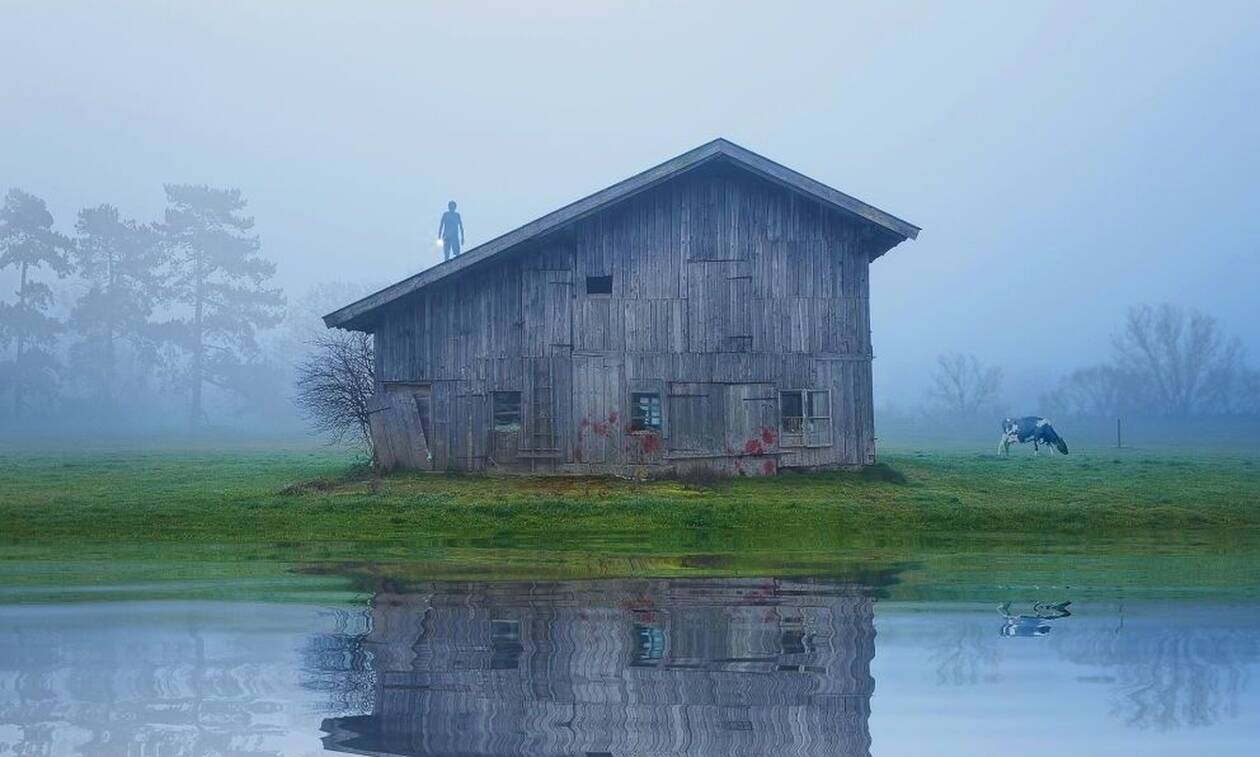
left=999, top=416, right=1069, bottom=455
left=998, top=601, right=1072, bottom=637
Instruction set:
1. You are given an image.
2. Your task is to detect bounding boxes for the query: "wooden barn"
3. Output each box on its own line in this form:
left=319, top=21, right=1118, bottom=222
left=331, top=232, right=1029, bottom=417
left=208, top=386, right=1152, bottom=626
left=323, top=139, right=919, bottom=475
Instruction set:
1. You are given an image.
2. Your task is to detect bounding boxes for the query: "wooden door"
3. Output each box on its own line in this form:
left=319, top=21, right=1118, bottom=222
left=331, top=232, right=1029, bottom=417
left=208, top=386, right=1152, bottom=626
left=724, top=383, right=779, bottom=460
left=667, top=382, right=719, bottom=455
left=370, top=384, right=433, bottom=470
left=522, top=269, right=573, bottom=357
left=573, top=353, right=621, bottom=465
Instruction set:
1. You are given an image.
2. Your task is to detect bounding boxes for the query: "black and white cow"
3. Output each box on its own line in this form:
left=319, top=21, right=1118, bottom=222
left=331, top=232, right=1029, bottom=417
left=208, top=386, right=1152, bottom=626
left=998, top=601, right=1072, bottom=637
left=999, top=416, right=1069, bottom=455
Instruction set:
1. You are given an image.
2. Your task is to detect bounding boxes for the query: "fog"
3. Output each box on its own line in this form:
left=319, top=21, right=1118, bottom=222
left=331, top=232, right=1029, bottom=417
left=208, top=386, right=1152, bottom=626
left=2, top=1, right=1258, bottom=439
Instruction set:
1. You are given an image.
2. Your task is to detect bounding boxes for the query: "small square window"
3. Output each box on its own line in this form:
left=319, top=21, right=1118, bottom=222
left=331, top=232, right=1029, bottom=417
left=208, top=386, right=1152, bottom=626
left=630, top=392, right=662, bottom=432
left=492, top=391, right=522, bottom=431
left=586, top=275, right=613, bottom=294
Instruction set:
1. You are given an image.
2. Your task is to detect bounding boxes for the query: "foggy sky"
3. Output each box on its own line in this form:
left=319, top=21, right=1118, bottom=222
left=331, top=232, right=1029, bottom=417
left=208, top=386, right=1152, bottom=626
left=3, top=0, right=1258, bottom=408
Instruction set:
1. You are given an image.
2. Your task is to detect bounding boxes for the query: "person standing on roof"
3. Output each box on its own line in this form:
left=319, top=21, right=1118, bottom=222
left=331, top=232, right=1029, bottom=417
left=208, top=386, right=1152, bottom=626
left=437, top=200, right=464, bottom=261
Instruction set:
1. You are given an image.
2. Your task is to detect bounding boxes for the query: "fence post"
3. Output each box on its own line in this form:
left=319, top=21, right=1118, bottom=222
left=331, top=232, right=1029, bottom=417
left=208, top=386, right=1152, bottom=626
left=1116, top=418, right=1122, bottom=448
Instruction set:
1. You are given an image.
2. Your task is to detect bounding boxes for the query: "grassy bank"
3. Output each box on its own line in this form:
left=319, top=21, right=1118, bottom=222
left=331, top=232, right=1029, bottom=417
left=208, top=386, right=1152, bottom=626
left=2, top=446, right=1257, bottom=551
left=1, top=445, right=1258, bottom=599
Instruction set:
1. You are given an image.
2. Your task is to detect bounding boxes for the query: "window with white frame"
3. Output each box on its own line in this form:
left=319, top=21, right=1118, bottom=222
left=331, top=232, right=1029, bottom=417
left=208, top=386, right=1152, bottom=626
left=779, top=390, right=832, bottom=447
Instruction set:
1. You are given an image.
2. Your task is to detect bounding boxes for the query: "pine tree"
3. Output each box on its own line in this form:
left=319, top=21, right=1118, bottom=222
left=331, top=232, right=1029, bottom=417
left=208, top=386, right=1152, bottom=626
left=0, top=189, right=74, bottom=420
left=159, top=185, right=284, bottom=428
left=71, top=204, right=166, bottom=405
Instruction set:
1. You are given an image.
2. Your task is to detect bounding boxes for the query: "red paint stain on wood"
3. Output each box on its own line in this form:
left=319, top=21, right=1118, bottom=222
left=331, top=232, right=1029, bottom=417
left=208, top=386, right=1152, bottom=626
left=619, top=595, right=655, bottom=610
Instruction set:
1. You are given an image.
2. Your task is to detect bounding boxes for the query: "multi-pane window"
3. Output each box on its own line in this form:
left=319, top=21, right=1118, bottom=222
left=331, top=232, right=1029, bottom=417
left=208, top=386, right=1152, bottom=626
left=779, top=390, right=832, bottom=447
left=630, top=392, right=663, bottom=432
left=492, top=391, right=522, bottom=431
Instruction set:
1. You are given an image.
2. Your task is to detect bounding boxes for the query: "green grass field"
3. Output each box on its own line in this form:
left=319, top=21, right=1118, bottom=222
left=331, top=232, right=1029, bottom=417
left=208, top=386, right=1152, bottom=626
left=2, top=445, right=1257, bottom=546
left=1, top=444, right=1257, bottom=599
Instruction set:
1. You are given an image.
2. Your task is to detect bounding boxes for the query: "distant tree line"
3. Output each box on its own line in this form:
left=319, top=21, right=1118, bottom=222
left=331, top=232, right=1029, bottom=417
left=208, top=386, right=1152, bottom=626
left=1042, top=304, right=1259, bottom=418
left=0, top=186, right=285, bottom=431
left=0, top=185, right=375, bottom=436
left=920, top=304, right=1260, bottom=420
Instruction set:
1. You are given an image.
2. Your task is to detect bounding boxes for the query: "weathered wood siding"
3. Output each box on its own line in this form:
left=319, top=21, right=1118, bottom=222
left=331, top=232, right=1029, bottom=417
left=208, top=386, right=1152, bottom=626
left=372, top=162, right=877, bottom=474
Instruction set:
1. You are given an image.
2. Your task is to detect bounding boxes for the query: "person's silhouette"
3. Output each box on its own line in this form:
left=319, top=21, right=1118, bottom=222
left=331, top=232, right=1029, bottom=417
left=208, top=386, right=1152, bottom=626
left=438, top=201, right=464, bottom=261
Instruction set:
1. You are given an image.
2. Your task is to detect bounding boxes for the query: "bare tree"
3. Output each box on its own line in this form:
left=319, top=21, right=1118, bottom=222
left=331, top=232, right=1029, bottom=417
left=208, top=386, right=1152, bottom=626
left=271, top=281, right=380, bottom=381
left=1054, top=618, right=1259, bottom=731
left=1242, top=371, right=1260, bottom=415
left=927, top=352, right=1003, bottom=415
left=294, top=331, right=376, bottom=461
left=1040, top=364, right=1140, bottom=418
left=1113, top=304, right=1245, bottom=416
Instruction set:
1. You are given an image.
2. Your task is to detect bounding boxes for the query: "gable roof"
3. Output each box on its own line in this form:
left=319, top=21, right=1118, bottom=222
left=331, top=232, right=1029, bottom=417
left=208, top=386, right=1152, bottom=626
left=325, top=138, right=920, bottom=330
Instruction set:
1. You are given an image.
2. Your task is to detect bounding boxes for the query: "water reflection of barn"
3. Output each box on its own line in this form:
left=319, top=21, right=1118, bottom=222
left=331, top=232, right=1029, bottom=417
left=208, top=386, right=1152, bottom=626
left=322, top=578, right=875, bottom=756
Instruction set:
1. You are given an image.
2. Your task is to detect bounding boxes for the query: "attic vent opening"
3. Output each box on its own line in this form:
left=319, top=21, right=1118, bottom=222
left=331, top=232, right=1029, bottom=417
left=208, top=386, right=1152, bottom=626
left=586, top=275, right=613, bottom=295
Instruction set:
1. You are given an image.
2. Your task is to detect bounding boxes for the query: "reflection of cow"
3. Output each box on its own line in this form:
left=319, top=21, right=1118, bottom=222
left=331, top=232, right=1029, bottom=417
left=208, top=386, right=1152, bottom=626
left=999, top=416, right=1069, bottom=456
left=998, top=601, right=1072, bottom=637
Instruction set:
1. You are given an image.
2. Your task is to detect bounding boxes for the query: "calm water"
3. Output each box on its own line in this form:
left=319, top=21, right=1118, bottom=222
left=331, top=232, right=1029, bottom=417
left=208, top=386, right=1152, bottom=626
left=1, top=567, right=1258, bottom=756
